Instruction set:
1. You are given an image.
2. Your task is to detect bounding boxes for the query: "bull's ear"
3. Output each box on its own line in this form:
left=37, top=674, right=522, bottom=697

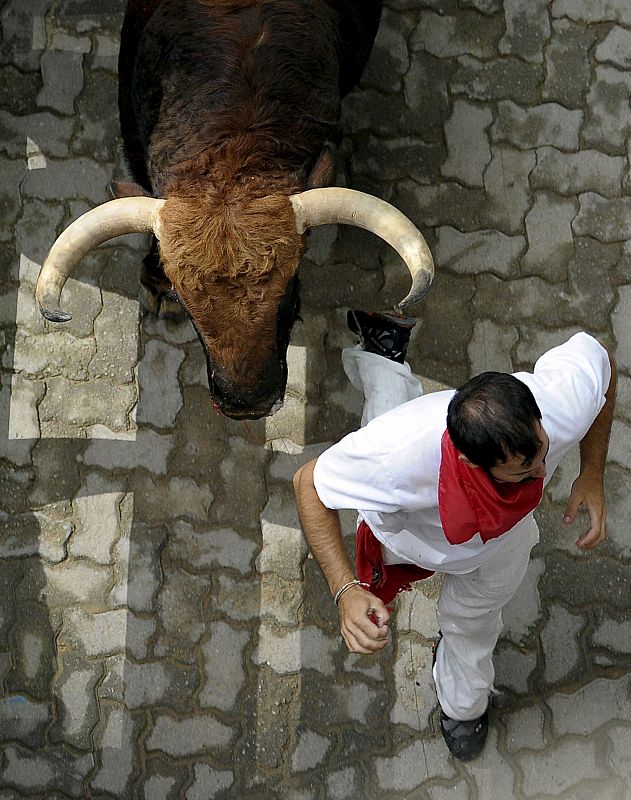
left=109, top=180, right=151, bottom=199
left=306, top=143, right=337, bottom=189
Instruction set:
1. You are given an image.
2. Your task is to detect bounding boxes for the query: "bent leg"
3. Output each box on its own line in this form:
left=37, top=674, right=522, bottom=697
left=433, top=515, right=540, bottom=720
left=342, top=345, right=422, bottom=425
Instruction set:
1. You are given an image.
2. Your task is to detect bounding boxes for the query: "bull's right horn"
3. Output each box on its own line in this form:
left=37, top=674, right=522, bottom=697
left=36, top=197, right=165, bottom=322
left=289, top=188, right=434, bottom=308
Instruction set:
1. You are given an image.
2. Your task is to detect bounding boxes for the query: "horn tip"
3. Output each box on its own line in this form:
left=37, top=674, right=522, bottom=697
left=40, top=307, right=72, bottom=323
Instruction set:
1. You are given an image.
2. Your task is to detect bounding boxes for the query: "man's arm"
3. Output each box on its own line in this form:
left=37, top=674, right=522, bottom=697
left=563, top=350, right=617, bottom=549
left=293, top=458, right=390, bottom=654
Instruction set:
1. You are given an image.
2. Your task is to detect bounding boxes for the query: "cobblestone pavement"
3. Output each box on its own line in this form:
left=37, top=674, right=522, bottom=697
left=1, top=0, right=631, bottom=798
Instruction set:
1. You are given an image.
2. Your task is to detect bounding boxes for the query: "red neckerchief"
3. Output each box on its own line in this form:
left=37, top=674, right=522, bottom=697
left=438, top=430, right=543, bottom=544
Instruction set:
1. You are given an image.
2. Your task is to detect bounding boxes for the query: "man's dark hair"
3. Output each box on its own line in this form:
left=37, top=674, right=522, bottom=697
left=446, top=372, right=543, bottom=471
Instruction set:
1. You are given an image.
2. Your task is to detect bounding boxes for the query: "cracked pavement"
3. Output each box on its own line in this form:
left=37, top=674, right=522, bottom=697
left=1, top=0, right=631, bottom=798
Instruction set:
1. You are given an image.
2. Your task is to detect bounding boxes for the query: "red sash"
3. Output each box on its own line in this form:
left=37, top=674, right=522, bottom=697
left=438, top=430, right=543, bottom=544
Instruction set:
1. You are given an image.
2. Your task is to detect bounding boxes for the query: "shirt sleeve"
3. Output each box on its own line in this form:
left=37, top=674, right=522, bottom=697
left=529, top=332, right=611, bottom=451
left=312, top=427, right=404, bottom=513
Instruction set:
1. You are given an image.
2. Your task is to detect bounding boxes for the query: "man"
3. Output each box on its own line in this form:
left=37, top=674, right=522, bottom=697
left=293, top=310, right=616, bottom=761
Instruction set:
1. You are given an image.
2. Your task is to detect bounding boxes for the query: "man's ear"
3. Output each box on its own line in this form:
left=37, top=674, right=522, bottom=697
left=458, top=453, right=479, bottom=470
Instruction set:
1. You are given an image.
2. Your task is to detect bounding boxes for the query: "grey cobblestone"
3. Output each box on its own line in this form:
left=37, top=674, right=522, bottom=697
left=3, top=2, right=631, bottom=797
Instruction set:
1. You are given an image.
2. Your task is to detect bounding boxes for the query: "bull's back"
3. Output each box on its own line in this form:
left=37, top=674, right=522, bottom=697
left=119, top=0, right=382, bottom=192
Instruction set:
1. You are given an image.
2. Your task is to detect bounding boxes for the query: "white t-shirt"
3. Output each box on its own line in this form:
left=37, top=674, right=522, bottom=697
left=313, top=333, right=611, bottom=574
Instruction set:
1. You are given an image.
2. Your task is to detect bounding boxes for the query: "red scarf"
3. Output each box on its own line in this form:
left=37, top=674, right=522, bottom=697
left=438, top=430, right=543, bottom=544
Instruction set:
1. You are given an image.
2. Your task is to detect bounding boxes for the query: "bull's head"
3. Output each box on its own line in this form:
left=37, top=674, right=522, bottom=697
left=36, top=188, right=434, bottom=420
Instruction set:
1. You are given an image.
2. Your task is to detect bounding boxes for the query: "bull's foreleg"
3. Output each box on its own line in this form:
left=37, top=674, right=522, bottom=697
left=139, top=237, right=184, bottom=321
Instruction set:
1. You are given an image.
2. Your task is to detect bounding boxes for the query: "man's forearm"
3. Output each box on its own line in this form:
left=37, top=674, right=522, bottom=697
left=579, top=352, right=617, bottom=475
left=293, top=459, right=356, bottom=597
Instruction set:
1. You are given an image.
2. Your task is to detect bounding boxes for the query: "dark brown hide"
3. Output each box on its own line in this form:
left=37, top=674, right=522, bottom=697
left=119, top=0, right=382, bottom=418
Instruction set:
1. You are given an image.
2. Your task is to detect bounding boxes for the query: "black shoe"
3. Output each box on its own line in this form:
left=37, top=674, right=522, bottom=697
left=347, top=309, right=416, bottom=364
left=432, top=631, right=489, bottom=762
left=440, top=710, right=489, bottom=762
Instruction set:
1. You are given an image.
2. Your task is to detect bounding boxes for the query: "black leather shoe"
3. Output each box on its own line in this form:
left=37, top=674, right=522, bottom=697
left=440, top=710, right=489, bottom=762
left=432, top=631, right=489, bottom=761
left=347, top=309, right=416, bottom=363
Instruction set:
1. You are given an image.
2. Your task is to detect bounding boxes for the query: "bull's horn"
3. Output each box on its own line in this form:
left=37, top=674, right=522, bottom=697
left=36, top=197, right=165, bottom=322
left=290, top=188, right=434, bottom=308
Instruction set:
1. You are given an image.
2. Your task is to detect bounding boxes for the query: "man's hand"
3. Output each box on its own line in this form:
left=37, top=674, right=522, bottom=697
left=563, top=470, right=607, bottom=549
left=338, top=585, right=390, bottom=654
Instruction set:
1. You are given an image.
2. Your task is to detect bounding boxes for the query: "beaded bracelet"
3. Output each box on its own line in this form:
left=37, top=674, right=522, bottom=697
left=334, top=579, right=370, bottom=606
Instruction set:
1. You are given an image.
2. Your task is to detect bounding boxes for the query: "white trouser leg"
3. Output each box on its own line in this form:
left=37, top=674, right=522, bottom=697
left=433, top=515, right=540, bottom=720
left=342, top=345, right=422, bottom=426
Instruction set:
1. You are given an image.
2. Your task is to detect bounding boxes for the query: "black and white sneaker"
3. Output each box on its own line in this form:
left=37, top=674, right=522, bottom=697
left=347, top=309, right=417, bottom=364
left=432, top=631, right=489, bottom=762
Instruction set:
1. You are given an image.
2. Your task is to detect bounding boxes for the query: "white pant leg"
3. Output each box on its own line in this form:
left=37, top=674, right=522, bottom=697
left=342, top=345, right=422, bottom=426
left=433, top=515, right=540, bottom=720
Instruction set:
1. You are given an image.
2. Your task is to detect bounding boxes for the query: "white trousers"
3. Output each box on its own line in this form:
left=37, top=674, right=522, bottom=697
left=343, top=346, right=539, bottom=721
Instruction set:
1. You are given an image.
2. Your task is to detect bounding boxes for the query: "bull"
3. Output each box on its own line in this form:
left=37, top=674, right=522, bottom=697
left=36, top=0, right=434, bottom=420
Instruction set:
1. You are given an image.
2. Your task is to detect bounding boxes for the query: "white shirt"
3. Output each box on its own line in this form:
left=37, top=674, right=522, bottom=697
left=313, top=333, right=611, bottom=574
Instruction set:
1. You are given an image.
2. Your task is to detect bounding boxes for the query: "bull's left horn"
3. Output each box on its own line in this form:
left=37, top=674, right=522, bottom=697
left=36, top=197, right=165, bottom=322
left=289, top=188, right=434, bottom=308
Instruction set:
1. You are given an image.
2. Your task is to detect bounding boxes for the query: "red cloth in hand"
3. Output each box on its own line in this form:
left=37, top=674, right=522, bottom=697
left=438, top=430, right=543, bottom=545
left=356, top=520, right=434, bottom=608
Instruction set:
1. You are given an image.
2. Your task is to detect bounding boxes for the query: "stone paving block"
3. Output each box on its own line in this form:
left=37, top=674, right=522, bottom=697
left=595, top=26, right=631, bottom=69
left=613, top=286, right=631, bottom=373
left=352, top=135, right=443, bottom=184
left=49, top=652, right=102, bottom=749
left=343, top=653, right=384, bottom=681
left=37, top=49, right=84, bottom=114
left=427, top=782, right=471, bottom=800
left=499, top=0, right=549, bottom=63
left=494, top=643, right=536, bottom=694
left=155, top=570, right=212, bottom=659
left=21, top=157, right=112, bottom=204
left=450, top=55, right=543, bottom=105
left=481, top=144, right=536, bottom=235
left=325, top=766, right=359, bottom=800
left=468, top=319, right=517, bottom=374
left=69, top=488, right=124, bottom=564
left=0, top=65, right=41, bottom=115
left=544, top=19, right=599, bottom=108
left=41, top=377, right=135, bottom=438
left=330, top=680, right=381, bottom=725
left=413, top=9, right=505, bottom=58
left=549, top=674, right=631, bottom=736
left=514, top=326, right=583, bottom=367
left=493, top=101, right=582, bottom=151
left=260, top=575, right=304, bottom=626
left=374, top=737, right=456, bottom=791
left=1, top=743, right=93, bottom=798
left=501, top=557, right=545, bottom=645
left=185, top=764, right=234, bottom=800
left=83, top=426, right=173, bottom=475
left=146, top=713, right=234, bottom=757
left=502, top=704, right=547, bottom=753
left=99, top=655, right=199, bottom=712
left=522, top=192, right=576, bottom=281
left=91, top=703, right=143, bottom=798
left=552, top=0, right=631, bottom=24
left=517, top=735, right=606, bottom=796
left=562, top=237, right=618, bottom=330
left=0, top=695, right=50, bottom=747
left=583, top=66, right=631, bottom=154
left=140, top=761, right=190, bottom=800
left=8, top=327, right=96, bottom=380
left=342, top=86, right=407, bottom=138
left=169, top=520, right=257, bottom=574
left=0, top=373, right=44, bottom=466
left=5, top=601, right=57, bottom=701
left=436, top=226, right=523, bottom=278
left=253, top=624, right=337, bottom=676
left=532, top=147, right=625, bottom=198
left=442, top=100, right=492, bottom=187
left=38, top=559, right=112, bottom=609
left=462, top=726, right=521, bottom=798
left=541, top=550, right=631, bottom=610
left=200, top=621, right=250, bottom=713
left=110, top=521, right=166, bottom=613
left=592, top=614, right=631, bottom=655
left=361, top=8, right=411, bottom=93
left=575, top=193, right=631, bottom=243
left=541, top=605, right=585, bottom=685
left=90, top=288, right=140, bottom=383
left=136, top=339, right=185, bottom=428
left=607, top=724, right=631, bottom=788
left=292, top=729, right=331, bottom=772
left=212, top=573, right=260, bottom=622
left=59, top=606, right=155, bottom=660
left=14, top=198, right=65, bottom=265
left=402, top=55, right=452, bottom=136
left=0, top=156, right=26, bottom=243
left=0, top=110, right=74, bottom=159
left=0, top=1, right=51, bottom=71
left=258, top=500, right=306, bottom=580
left=396, top=579, right=441, bottom=639
left=390, top=636, right=435, bottom=730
